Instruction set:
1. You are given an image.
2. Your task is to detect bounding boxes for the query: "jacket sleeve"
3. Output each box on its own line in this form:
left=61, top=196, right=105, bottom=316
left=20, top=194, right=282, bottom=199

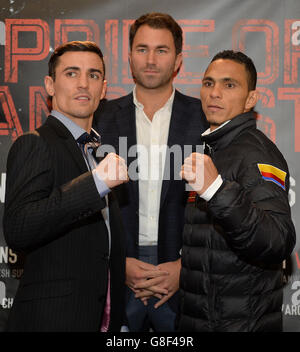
left=207, top=160, right=296, bottom=264
left=3, top=132, right=107, bottom=252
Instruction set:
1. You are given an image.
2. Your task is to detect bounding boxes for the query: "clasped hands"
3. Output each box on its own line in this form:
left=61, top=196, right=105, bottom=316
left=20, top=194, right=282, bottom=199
left=126, top=257, right=181, bottom=309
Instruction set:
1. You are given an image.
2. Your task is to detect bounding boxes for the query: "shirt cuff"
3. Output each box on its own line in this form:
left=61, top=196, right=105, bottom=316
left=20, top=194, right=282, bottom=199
left=200, top=174, right=223, bottom=201
left=92, top=169, right=111, bottom=198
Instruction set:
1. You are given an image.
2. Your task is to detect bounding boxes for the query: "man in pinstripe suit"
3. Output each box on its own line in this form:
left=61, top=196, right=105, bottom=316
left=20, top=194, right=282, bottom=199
left=3, top=41, right=128, bottom=331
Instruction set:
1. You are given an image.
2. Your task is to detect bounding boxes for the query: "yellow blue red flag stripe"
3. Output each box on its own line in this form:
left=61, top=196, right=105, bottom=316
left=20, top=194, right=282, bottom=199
left=257, top=163, right=287, bottom=190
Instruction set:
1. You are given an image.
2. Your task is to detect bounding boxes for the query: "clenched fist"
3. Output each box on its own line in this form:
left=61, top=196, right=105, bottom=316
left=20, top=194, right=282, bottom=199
left=95, top=153, right=128, bottom=189
left=180, top=152, right=219, bottom=195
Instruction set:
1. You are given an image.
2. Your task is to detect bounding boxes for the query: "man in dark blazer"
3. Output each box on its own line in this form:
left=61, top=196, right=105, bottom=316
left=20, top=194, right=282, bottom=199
left=3, top=41, right=128, bottom=331
left=94, top=13, right=208, bottom=332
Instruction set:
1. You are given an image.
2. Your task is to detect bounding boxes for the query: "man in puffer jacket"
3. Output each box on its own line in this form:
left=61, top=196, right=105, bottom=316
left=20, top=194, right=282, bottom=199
left=178, top=50, right=296, bottom=332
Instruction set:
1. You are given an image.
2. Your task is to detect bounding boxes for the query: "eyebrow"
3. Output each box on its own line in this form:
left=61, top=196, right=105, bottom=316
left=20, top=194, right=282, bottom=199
left=222, top=77, right=239, bottom=84
left=63, top=66, right=103, bottom=75
left=202, top=76, right=240, bottom=84
left=202, top=76, right=214, bottom=81
left=135, top=44, right=170, bottom=49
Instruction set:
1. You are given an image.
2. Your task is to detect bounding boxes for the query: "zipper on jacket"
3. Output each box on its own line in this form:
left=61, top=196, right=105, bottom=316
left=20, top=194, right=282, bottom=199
left=204, top=142, right=213, bottom=157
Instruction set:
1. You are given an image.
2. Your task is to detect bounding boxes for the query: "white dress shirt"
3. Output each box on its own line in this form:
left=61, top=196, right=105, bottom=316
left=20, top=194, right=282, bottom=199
left=133, top=87, right=175, bottom=246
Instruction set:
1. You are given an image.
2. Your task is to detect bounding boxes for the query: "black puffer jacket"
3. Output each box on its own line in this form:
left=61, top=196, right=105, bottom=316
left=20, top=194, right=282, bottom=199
left=178, top=112, right=296, bottom=332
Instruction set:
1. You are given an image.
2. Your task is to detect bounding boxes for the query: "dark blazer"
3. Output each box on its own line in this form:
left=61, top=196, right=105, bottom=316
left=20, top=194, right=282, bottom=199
left=94, top=90, right=208, bottom=312
left=3, top=116, right=125, bottom=332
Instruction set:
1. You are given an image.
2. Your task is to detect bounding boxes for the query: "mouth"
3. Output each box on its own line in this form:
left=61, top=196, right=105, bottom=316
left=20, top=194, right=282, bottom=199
left=74, top=95, right=90, bottom=102
left=207, top=104, right=223, bottom=112
left=143, top=70, right=159, bottom=74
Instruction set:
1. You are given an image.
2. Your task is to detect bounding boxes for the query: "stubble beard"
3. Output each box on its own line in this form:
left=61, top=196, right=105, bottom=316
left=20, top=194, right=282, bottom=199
left=132, top=64, right=175, bottom=90
left=65, top=106, right=94, bottom=121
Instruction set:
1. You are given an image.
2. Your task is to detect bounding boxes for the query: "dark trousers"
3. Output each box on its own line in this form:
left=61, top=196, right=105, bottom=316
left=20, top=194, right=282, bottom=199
left=125, top=246, right=176, bottom=332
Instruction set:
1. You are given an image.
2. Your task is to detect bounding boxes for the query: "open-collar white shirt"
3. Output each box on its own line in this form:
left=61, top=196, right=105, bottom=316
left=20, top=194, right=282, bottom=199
left=133, top=87, right=175, bottom=246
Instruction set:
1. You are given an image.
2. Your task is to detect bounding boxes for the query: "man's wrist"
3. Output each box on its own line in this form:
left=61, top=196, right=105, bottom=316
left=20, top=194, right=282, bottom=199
left=200, top=174, right=223, bottom=201
left=92, top=169, right=111, bottom=197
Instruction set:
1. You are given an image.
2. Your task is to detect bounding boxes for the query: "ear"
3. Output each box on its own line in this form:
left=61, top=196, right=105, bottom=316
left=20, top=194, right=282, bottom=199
left=44, top=76, right=55, bottom=97
left=245, top=89, right=259, bottom=111
left=174, top=52, right=183, bottom=74
left=100, top=80, right=107, bottom=100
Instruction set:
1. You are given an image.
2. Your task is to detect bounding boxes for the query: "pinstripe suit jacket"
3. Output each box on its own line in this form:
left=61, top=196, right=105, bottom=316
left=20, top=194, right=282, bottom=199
left=3, top=116, right=125, bottom=331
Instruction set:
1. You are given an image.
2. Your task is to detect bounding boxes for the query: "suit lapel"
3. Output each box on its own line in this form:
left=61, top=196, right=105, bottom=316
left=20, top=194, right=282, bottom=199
left=115, top=94, right=137, bottom=155
left=114, top=94, right=139, bottom=204
left=160, top=91, right=187, bottom=209
left=64, top=136, right=88, bottom=174
left=46, top=116, right=88, bottom=174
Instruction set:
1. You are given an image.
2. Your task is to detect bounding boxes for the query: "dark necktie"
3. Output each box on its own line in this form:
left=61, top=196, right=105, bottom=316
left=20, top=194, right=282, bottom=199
left=77, top=131, right=101, bottom=170
left=77, top=130, right=101, bottom=147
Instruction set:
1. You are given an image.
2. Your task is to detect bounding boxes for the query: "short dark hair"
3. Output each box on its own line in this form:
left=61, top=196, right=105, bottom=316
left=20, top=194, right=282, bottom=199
left=48, top=41, right=105, bottom=80
left=211, top=50, right=257, bottom=91
left=129, top=12, right=183, bottom=55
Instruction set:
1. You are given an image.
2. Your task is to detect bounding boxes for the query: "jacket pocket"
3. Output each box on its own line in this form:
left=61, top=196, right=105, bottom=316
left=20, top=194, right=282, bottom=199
left=18, top=279, right=73, bottom=302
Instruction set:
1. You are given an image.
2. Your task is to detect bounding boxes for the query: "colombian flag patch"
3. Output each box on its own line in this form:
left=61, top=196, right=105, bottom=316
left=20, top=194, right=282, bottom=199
left=257, top=163, right=287, bottom=190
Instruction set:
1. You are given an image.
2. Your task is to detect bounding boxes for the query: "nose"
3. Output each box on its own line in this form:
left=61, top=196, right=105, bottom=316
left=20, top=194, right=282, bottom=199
left=146, top=50, right=156, bottom=65
left=210, top=83, right=222, bottom=98
left=78, top=73, right=89, bottom=89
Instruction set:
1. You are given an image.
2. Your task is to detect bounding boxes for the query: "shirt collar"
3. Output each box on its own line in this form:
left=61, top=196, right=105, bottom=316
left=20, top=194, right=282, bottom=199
left=133, top=86, right=175, bottom=113
left=201, top=120, right=231, bottom=137
left=51, top=110, right=99, bottom=141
